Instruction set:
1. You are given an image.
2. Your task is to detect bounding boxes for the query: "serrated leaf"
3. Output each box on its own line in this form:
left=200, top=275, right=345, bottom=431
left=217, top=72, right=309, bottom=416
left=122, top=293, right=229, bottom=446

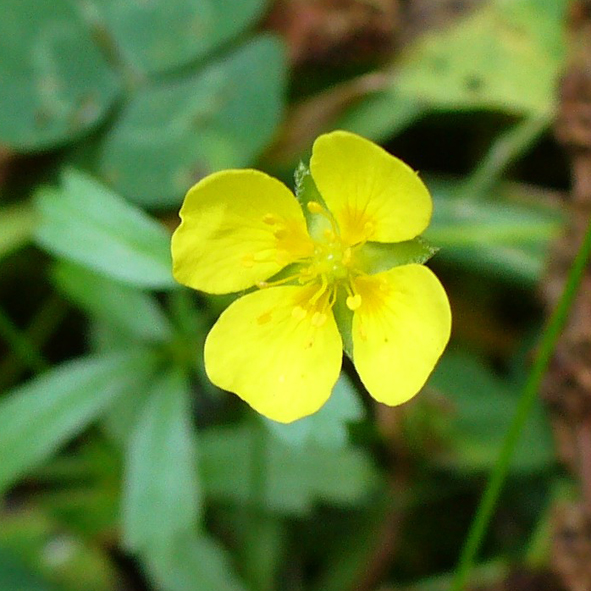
left=122, top=370, right=202, bottom=554
left=53, top=261, right=173, bottom=343
left=265, top=373, right=364, bottom=449
left=94, top=0, right=267, bottom=75
left=35, top=169, right=176, bottom=289
left=0, top=350, right=158, bottom=493
left=0, top=0, right=119, bottom=151
left=99, top=36, right=287, bottom=207
left=200, top=422, right=378, bottom=515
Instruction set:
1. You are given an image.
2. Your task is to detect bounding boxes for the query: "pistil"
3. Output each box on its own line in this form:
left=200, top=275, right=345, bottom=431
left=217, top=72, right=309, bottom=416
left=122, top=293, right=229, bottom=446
left=254, top=206, right=367, bottom=322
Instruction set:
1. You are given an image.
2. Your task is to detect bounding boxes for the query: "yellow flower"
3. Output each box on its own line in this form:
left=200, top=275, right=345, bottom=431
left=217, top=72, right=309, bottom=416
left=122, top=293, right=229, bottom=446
left=171, top=130, right=451, bottom=423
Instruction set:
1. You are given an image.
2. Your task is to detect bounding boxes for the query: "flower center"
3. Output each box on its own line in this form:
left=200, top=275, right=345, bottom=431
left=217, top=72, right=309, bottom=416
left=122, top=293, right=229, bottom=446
left=256, top=202, right=365, bottom=326
left=307, top=234, right=351, bottom=280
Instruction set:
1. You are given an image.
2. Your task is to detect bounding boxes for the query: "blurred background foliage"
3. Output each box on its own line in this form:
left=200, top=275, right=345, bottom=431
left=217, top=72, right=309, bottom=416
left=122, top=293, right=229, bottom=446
left=0, top=0, right=574, bottom=590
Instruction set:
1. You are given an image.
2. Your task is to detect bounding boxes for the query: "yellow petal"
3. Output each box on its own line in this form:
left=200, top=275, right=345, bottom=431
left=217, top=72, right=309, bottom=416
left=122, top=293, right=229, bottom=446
left=310, top=130, right=432, bottom=245
left=352, top=265, right=451, bottom=406
left=204, top=286, right=343, bottom=423
left=171, top=170, right=313, bottom=294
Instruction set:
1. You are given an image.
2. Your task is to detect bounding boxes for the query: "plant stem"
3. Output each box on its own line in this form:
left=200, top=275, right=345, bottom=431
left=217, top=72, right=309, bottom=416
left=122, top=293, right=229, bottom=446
left=0, top=296, right=66, bottom=390
left=0, top=305, right=48, bottom=374
left=451, top=212, right=591, bottom=591
left=458, top=113, right=552, bottom=201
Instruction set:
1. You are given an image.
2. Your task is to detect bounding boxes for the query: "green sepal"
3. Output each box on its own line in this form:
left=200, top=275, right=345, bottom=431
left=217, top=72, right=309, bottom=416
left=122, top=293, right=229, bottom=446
left=294, top=162, right=335, bottom=240
left=332, top=293, right=354, bottom=361
left=356, top=237, right=438, bottom=275
left=294, top=162, right=323, bottom=207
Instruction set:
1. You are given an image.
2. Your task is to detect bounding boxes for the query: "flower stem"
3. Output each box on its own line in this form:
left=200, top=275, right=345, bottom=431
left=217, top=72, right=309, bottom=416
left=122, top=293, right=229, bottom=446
left=451, top=212, right=591, bottom=591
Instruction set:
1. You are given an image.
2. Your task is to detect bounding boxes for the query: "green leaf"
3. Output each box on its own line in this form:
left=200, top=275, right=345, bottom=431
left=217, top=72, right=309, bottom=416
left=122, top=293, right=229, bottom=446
left=35, top=169, right=176, bottom=289
left=0, top=0, right=119, bottom=151
left=337, top=0, right=567, bottom=142
left=392, top=0, right=565, bottom=115
left=146, top=531, right=246, bottom=591
left=0, top=203, right=36, bottom=261
left=200, top=422, right=378, bottom=515
left=99, top=35, right=287, bottom=207
left=33, top=438, right=122, bottom=540
left=265, top=374, right=364, bottom=449
left=122, top=370, right=202, bottom=554
left=425, top=178, right=564, bottom=284
left=0, top=548, right=63, bottom=591
left=95, top=0, right=268, bottom=75
left=428, top=349, right=555, bottom=473
left=0, top=507, right=117, bottom=591
left=0, top=350, right=158, bottom=493
left=338, top=90, right=424, bottom=143
left=53, top=261, right=173, bottom=343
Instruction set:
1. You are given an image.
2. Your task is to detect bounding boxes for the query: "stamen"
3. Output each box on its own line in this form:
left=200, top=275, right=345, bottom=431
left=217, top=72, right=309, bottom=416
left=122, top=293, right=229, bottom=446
left=311, top=311, right=327, bottom=327
left=358, top=321, right=368, bottom=341
left=307, top=201, right=324, bottom=214
left=308, top=275, right=328, bottom=305
left=292, top=306, right=307, bottom=320
left=257, top=272, right=301, bottom=289
left=342, top=247, right=352, bottom=266
left=273, top=228, right=287, bottom=239
left=262, top=213, right=279, bottom=225
left=306, top=201, right=340, bottom=235
left=346, top=294, right=362, bottom=310
left=323, top=228, right=336, bottom=242
left=257, top=311, right=272, bottom=325
left=328, top=286, right=337, bottom=308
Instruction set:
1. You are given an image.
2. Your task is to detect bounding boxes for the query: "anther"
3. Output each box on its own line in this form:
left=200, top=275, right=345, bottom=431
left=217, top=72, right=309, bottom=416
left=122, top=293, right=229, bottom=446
left=342, top=247, right=352, bottom=266
left=262, top=213, right=279, bottom=225
left=311, top=312, right=327, bottom=327
left=346, top=294, right=362, bottom=310
left=273, top=228, right=287, bottom=239
left=358, top=323, right=368, bottom=340
left=257, top=311, right=272, bottom=325
left=307, top=201, right=324, bottom=214
left=323, top=228, right=336, bottom=241
left=292, top=306, right=307, bottom=321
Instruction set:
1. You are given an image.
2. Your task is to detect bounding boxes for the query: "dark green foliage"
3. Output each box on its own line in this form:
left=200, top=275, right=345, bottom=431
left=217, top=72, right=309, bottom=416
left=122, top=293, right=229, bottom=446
left=0, top=1, right=572, bottom=590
